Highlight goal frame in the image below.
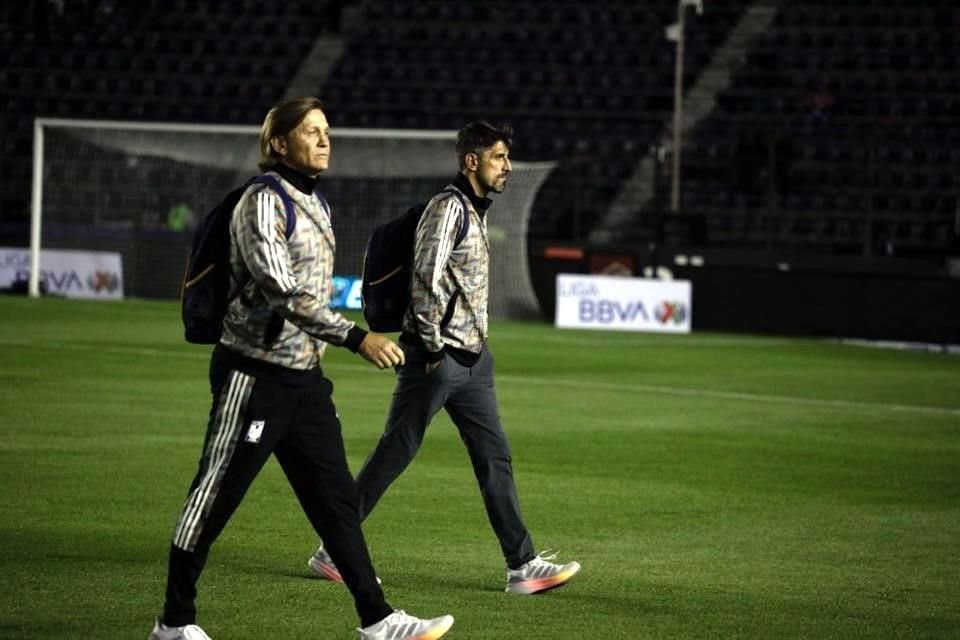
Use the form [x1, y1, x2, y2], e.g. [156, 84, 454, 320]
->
[30, 117, 552, 320]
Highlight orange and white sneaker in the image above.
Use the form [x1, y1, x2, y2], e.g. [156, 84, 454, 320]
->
[505, 550, 581, 595]
[307, 545, 343, 583]
[308, 544, 381, 585]
[357, 610, 454, 640]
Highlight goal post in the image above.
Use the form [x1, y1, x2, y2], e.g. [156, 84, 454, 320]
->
[30, 117, 554, 319]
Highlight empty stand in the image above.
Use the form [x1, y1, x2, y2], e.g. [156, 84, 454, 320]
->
[679, 0, 960, 258]
[0, 1, 328, 234]
[2, 0, 957, 262]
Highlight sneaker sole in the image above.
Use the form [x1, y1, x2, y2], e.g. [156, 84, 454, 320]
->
[409, 616, 454, 640]
[505, 562, 581, 595]
[307, 557, 343, 583]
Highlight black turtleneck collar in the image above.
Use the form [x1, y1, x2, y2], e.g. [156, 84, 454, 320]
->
[272, 162, 320, 196]
[453, 173, 492, 217]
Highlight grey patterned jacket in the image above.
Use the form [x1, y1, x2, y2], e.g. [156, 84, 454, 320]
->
[404, 178, 490, 356]
[220, 169, 361, 370]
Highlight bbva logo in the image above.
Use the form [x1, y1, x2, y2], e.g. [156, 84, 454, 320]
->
[655, 301, 687, 325]
[87, 270, 120, 293]
[579, 299, 649, 323]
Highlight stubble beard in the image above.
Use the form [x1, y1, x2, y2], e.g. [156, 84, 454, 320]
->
[489, 175, 508, 194]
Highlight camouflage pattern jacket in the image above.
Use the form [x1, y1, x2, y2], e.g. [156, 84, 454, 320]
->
[220, 167, 364, 370]
[404, 174, 491, 358]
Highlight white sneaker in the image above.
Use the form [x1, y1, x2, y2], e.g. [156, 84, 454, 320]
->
[307, 544, 344, 582]
[357, 610, 454, 640]
[148, 618, 212, 640]
[505, 550, 581, 594]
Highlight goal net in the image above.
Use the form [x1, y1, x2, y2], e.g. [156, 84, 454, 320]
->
[31, 118, 554, 319]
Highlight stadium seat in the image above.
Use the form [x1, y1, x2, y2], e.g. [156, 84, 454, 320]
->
[2, 0, 957, 261]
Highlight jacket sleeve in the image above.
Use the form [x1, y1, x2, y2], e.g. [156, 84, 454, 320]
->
[232, 186, 365, 349]
[409, 194, 464, 357]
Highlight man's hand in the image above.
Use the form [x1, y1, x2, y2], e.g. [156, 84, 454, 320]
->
[357, 333, 406, 369]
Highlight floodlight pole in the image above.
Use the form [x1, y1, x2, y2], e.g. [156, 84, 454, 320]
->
[669, 0, 702, 213]
[670, 1, 686, 213]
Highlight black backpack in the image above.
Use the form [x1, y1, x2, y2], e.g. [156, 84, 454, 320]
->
[361, 189, 469, 333]
[180, 175, 296, 344]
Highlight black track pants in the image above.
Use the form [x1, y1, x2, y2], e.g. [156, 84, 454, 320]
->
[161, 363, 391, 628]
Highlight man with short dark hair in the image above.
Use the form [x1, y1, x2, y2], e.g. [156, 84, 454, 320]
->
[148, 97, 454, 640]
[309, 121, 581, 596]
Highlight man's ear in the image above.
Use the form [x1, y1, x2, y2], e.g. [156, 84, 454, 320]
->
[270, 135, 287, 157]
[465, 152, 479, 171]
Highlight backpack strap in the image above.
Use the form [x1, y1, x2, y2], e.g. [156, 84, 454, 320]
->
[249, 174, 297, 239]
[245, 174, 299, 343]
[314, 189, 331, 219]
[435, 189, 473, 330]
[440, 188, 471, 247]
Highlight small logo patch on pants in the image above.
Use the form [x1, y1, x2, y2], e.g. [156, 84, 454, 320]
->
[245, 420, 265, 443]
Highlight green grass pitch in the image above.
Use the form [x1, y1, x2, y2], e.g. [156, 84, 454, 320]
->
[1, 296, 958, 639]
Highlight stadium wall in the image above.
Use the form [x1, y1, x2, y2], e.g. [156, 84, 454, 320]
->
[529, 242, 960, 345]
[40, 227, 187, 299]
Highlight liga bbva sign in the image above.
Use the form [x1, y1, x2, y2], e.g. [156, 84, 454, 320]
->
[555, 273, 691, 333]
[1, 247, 124, 300]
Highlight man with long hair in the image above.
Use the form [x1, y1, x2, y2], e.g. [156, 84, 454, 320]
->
[149, 97, 454, 640]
